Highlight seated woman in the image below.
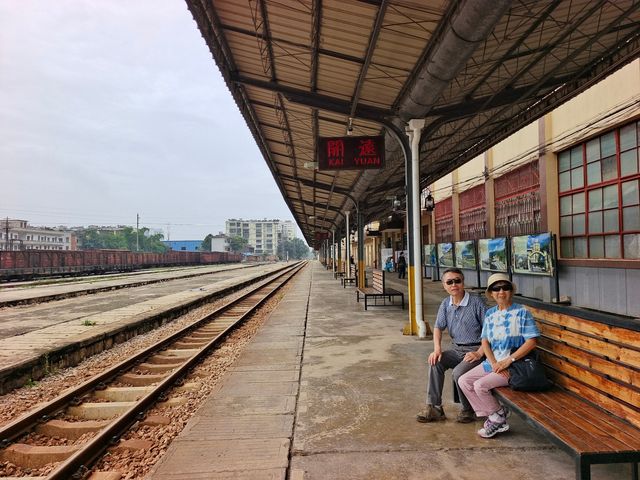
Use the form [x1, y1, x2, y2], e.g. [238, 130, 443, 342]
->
[458, 273, 540, 438]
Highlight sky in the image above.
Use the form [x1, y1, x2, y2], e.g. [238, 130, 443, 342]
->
[0, 1, 302, 241]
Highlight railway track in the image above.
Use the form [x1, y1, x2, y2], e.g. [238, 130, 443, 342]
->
[0, 261, 305, 479]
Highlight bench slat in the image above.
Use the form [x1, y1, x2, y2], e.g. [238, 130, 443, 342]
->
[530, 306, 640, 354]
[538, 322, 640, 369]
[548, 371, 640, 430]
[554, 392, 640, 452]
[542, 355, 640, 409]
[497, 389, 614, 454]
[498, 388, 640, 454]
[538, 336, 640, 388]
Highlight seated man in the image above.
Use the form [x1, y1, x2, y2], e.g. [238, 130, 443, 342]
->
[417, 268, 486, 423]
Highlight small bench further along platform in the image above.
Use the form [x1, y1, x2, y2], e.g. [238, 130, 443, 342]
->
[492, 302, 639, 480]
[356, 269, 404, 310]
[341, 264, 357, 287]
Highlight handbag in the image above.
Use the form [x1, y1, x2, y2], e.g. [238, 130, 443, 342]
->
[507, 350, 552, 391]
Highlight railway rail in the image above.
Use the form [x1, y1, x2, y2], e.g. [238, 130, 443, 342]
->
[0, 261, 305, 479]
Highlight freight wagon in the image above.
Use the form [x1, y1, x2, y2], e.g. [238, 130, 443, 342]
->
[0, 249, 243, 281]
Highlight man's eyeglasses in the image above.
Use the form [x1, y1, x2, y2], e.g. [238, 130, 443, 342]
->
[489, 284, 513, 292]
[445, 278, 462, 285]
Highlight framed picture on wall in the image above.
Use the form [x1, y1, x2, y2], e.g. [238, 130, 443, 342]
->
[478, 237, 508, 272]
[423, 244, 436, 266]
[454, 240, 477, 269]
[511, 232, 553, 276]
[437, 242, 454, 267]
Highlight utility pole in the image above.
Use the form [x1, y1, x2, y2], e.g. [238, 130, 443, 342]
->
[4, 217, 10, 251]
[136, 214, 140, 252]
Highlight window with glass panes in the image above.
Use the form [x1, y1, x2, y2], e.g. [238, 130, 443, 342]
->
[558, 120, 640, 259]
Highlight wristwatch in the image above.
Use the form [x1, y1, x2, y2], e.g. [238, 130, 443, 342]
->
[510, 357, 517, 363]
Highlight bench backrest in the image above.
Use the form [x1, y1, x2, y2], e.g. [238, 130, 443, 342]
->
[529, 306, 640, 429]
[372, 269, 385, 293]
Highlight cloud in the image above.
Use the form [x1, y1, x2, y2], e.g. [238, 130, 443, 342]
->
[0, 0, 302, 241]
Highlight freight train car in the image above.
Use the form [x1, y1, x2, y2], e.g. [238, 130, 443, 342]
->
[0, 249, 243, 281]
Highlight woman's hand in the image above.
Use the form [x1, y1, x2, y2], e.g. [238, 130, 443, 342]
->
[492, 357, 512, 377]
[463, 351, 482, 362]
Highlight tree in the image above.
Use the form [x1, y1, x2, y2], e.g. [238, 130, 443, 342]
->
[279, 238, 310, 260]
[77, 227, 167, 253]
[228, 235, 248, 253]
[200, 234, 214, 252]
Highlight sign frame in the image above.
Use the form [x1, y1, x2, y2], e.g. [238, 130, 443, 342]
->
[317, 135, 385, 171]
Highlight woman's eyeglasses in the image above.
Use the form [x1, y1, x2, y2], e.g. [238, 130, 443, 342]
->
[445, 278, 462, 285]
[489, 284, 513, 292]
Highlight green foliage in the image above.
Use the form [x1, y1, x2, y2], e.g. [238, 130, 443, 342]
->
[228, 235, 249, 253]
[82, 320, 97, 326]
[78, 227, 167, 253]
[201, 234, 214, 252]
[279, 238, 311, 260]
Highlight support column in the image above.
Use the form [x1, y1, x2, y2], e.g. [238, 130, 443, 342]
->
[345, 211, 351, 279]
[358, 209, 366, 288]
[484, 151, 496, 237]
[337, 231, 342, 274]
[403, 119, 430, 338]
[332, 229, 336, 275]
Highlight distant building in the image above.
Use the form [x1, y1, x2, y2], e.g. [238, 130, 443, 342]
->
[162, 240, 203, 252]
[225, 219, 295, 256]
[0, 219, 77, 251]
[210, 234, 229, 253]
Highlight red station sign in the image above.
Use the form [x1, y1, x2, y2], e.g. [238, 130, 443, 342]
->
[317, 135, 385, 171]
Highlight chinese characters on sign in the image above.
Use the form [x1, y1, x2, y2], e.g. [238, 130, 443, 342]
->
[318, 136, 385, 170]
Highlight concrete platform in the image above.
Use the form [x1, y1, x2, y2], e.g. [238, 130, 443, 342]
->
[0, 263, 287, 393]
[0, 264, 254, 307]
[149, 261, 627, 479]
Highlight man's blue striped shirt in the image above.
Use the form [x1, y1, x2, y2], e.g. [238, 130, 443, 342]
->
[434, 291, 486, 344]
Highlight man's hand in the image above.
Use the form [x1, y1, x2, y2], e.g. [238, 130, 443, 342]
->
[428, 349, 442, 365]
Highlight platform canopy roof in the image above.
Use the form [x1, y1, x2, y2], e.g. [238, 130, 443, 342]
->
[185, 0, 640, 246]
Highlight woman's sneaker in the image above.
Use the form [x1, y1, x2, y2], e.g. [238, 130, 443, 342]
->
[477, 418, 509, 438]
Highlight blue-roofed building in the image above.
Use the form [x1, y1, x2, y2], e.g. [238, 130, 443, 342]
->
[162, 240, 203, 252]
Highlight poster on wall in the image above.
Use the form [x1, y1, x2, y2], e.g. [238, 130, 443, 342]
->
[454, 240, 477, 269]
[423, 245, 436, 266]
[511, 232, 553, 276]
[381, 248, 394, 273]
[478, 237, 508, 272]
[437, 243, 454, 267]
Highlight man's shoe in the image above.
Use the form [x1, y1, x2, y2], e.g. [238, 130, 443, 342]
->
[456, 409, 476, 423]
[416, 405, 446, 423]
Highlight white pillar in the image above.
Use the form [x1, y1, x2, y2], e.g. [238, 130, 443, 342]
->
[407, 119, 427, 338]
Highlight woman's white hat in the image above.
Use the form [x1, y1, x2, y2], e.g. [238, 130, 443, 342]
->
[486, 273, 512, 291]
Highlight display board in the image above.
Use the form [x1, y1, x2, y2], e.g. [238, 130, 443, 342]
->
[454, 240, 477, 269]
[437, 243, 454, 267]
[423, 244, 436, 266]
[478, 237, 508, 272]
[381, 248, 394, 272]
[511, 232, 553, 275]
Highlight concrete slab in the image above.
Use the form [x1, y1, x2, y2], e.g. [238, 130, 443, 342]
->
[181, 414, 294, 440]
[148, 438, 289, 477]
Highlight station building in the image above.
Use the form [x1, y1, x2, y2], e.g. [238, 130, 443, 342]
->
[347, 59, 639, 318]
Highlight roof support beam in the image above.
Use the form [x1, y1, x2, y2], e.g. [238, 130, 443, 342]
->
[230, 73, 393, 121]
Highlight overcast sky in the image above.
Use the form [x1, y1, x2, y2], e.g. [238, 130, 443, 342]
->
[0, 1, 301, 241]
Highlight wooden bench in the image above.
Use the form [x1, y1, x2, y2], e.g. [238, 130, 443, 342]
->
[356, 269, 404, 310]
[341, 264, 357, 287]
[491, 303, 640, 480]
